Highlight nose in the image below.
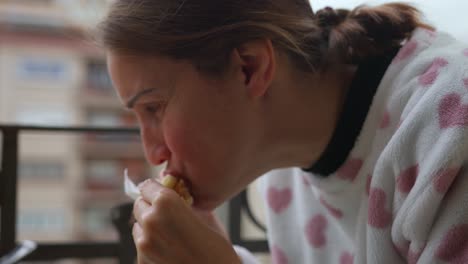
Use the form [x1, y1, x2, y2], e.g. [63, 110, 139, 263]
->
[140, 122, 170, 166]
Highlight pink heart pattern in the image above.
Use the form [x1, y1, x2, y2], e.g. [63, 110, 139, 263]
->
[368, 188, 392, 228]
[394, 242, 409, 260]
[418, 57, 448, 86]
[267, 187, 292, 214]
[439, 93, 468, 129]
[271, 245, 288, 264]
[464, 48, 468, 57]
[379, 111, 391, 129]
[340, 251, 354, 264]
[396, 164, 419, 194]
[337, 158, 363, 182]
[394, 40, 418, 62]
[305, 214, 328, 248]
[319, 197, 343, 219]
[433, 167, 460, 194]
[394, 242, 425, 264]
[408, 247, 424, 264]
[435, 224, 468, 263]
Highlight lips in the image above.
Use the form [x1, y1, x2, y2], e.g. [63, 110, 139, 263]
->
[161, 169, 185, 181]
[161, 169, 193, 193]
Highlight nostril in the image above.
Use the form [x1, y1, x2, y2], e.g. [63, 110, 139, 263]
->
[153, 145, 171, 166]
[157, 157, 167, 165]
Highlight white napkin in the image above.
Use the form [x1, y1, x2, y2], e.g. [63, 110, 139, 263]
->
[124, 169, 141, 200]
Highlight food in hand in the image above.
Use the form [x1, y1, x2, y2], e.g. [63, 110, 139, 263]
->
[161, 175, 194, 205]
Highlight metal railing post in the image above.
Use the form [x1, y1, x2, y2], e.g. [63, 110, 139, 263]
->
[228, 190, 269, 252]
[0, 123, 270, 262]
[0, 127, 19, 256]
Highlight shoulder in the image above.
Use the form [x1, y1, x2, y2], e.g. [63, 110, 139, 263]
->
[385, 28, 467, 86]
[372, 28, 468, 181]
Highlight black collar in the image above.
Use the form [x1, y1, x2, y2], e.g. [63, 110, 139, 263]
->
[303, 49, 399, 176]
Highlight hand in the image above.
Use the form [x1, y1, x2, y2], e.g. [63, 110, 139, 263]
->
[133, 179, 241, 264]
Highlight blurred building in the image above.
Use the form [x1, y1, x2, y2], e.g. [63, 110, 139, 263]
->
[0, 1, 273, 263]
[0, 0, 151, 252]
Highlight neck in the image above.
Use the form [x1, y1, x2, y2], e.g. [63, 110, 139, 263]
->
[258, 65, 355, 171]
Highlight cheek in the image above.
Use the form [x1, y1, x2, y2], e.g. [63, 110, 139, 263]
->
[165, 124, 202, 164]
[163, 108, 236, 190]
[165, 112, 220, 168]
[162, 82, 253, 206]
[164, 90, 228, 168]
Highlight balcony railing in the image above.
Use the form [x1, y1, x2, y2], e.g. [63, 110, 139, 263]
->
[0, 124, 268, 263]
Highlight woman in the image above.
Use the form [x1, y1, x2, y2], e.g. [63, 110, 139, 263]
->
[98, 0, 468, 263]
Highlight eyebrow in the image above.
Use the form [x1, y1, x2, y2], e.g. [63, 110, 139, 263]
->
[126, 88, 158, 109]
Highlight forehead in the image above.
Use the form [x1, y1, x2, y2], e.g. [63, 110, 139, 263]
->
[107, 52, 182, 100]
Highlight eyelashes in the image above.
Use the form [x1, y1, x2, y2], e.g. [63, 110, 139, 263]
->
[144, 104, 160, 114]
[140, 102, 166, 117]
[132, 101, 167, 124]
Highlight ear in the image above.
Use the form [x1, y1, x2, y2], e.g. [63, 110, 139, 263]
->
[232, 39, 276, 98]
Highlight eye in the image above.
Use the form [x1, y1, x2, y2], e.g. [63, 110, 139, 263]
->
[144, 104, 160, 114]
[133, 102, 166, 120]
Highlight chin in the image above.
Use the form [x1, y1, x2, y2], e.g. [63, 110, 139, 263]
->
[192, 197, 223, 212]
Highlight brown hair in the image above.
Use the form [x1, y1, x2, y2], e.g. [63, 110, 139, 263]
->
[98, 0, 432, 74]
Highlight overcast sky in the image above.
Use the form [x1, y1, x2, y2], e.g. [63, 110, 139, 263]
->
[310, 0, 468, 42]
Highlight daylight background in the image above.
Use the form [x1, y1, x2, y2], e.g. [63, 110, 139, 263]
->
[0, 0, 466, 263]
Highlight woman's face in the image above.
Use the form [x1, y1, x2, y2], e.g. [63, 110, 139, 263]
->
[108, 52, 262, 210]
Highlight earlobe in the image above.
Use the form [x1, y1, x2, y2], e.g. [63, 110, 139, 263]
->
[235, 40, 276, 99]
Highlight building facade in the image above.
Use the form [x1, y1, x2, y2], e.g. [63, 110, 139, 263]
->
[0, 1, 151, 258]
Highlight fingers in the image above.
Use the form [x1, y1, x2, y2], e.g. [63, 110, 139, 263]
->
[133, 223, 152, 264]
[133, 196, 151, 225]
[134, 179, 185, 236]
[139, 178, 178, 205]
[139, 179, 163, 204]
[133, 195, 172, 232]
[132, 221, 143, 241]
[132, 179, 188, 264]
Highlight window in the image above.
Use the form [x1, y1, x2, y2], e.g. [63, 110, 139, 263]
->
[86, 160, 120, 188]
[86, 111, 140, 141]
[80, 204, 119, 241]
[16, 107, 73, 126]
[19, 161, 65, 180]
[86, 61, 113, 93]
[17, 58, 69, 81]
[18, 209, 66, 232]
[87, 111, 121, 127]
[83, 206, 111, 233]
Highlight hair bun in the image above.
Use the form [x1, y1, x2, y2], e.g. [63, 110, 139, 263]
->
[315, 7, 349, 28]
